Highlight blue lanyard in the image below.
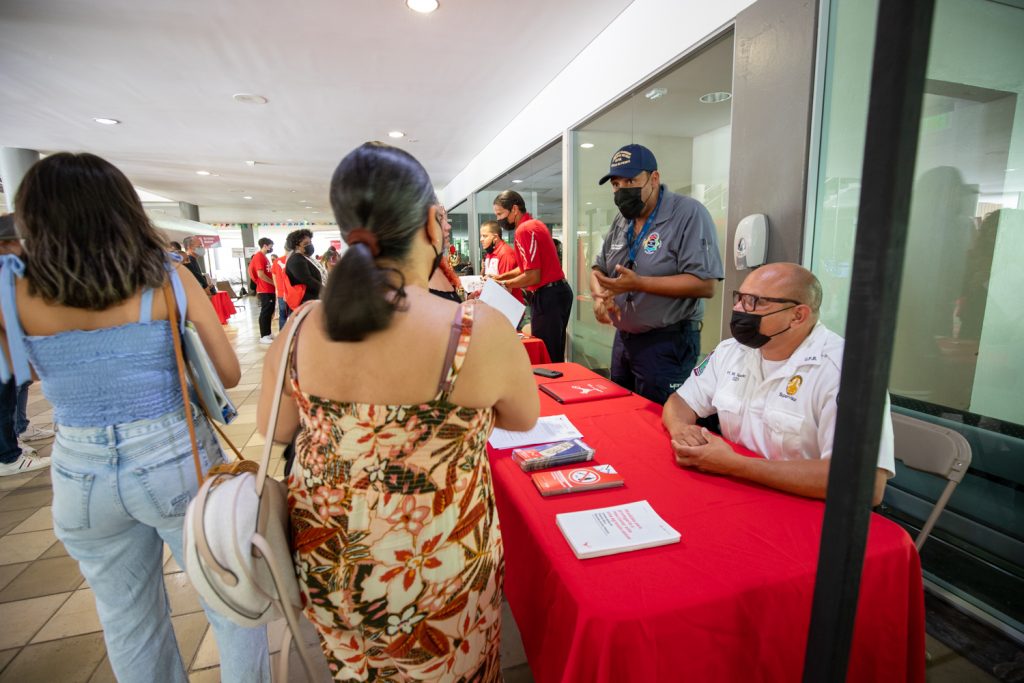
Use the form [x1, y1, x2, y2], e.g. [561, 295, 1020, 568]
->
[625, 186, 664, 266]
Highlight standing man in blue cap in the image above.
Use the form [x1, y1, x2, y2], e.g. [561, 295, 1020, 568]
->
[591, 144, 724, 404]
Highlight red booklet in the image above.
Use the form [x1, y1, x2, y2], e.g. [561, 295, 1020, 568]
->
[531, 464, 625, 496]
[539, 378, 631, 404]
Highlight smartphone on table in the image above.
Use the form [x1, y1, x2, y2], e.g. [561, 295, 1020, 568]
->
[533, 368, 563, 378]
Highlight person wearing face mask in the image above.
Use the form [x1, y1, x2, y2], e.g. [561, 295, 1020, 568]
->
[248, 237, 276, 343]
[183, 236, 216, 295]
[491, 190, 572, 361]
[258, 142, 538, 680]
[662, 262, 895, 505]
[479, 220, 523, 304]
[591, 144, 724, 405]
[284, 228, 324, 304]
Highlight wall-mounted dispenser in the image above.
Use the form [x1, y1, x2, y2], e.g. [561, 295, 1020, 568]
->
[734, 214, 768, 270]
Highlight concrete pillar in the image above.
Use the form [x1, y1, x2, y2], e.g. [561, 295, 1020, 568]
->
[179, 202, 200, 221]
[0, 148, 42, 211]
[239, 224, 256, 294]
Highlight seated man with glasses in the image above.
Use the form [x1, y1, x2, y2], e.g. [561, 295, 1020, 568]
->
[662, 262, 895, 505]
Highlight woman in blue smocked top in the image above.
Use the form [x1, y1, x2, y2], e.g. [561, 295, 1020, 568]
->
[0, 153, 270, 683]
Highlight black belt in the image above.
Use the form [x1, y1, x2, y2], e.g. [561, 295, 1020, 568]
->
[535, 279, 568, 292]
[619, 319, 702, 339]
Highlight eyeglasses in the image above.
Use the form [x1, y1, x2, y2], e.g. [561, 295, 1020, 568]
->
[732, 290, 802, 312]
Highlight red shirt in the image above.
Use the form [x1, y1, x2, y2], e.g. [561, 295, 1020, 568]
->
[249, 251, 275, 294]
[512, 214, 564, 292]
[483, 240, 525, 303]
[271, 254, 289, 295]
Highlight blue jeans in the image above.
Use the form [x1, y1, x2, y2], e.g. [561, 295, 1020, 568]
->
[0, 380, 31, 464]
[51, 409, 270, 683]
[277, 297, 291, 331]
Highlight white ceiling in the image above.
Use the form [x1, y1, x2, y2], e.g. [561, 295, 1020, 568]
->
[0, 0, 634, 224]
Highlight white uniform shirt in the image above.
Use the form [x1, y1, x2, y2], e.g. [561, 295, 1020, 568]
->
[677, 322, 895, 475]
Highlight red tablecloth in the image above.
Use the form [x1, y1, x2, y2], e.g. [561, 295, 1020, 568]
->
[520, 335, 552, 364]
[210, 291, 236, 325]
[488, 363, 925, 683]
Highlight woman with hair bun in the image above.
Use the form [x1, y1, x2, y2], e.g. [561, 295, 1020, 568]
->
[257, 141, 538, 681]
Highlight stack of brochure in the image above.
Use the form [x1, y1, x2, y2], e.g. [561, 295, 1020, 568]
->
[556, 500, 681, 559]
[512, 439, 595, 472]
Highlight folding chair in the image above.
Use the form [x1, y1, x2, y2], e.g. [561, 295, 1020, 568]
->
[890, 412, 972, 550]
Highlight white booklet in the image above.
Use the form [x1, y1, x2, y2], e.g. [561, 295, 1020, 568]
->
[479, 278, 526, 328]
[459, 275, 484, 296]
[556, 500, 681, 560]
[488, 414, 583, 450]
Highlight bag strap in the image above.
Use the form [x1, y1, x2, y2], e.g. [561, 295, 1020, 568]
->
[163, 282, 205, 486]
[256, 301, 318, 497]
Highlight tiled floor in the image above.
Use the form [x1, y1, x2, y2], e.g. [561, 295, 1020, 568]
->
[0, 300, 1002, 682]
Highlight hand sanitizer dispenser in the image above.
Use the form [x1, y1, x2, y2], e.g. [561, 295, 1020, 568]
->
[734, 214, 768, 270]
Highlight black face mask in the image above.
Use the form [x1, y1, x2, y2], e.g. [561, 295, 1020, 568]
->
[729, 306, 796, 349]
[484, 242, 496, 255]
[614, 176, 653, 220]
[496, 208, 516, 232]
[303, 244, 315, 257]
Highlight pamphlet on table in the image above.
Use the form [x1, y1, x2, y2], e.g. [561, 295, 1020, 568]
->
[532, 464, 624, 496]
[512, 439, 595, 471]
[539, 378, 632, 404]
[488, 414, 583, 450]
[555, 500, 681, 559]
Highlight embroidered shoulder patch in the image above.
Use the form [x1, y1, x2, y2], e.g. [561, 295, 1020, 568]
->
[693, 351, 713, 376]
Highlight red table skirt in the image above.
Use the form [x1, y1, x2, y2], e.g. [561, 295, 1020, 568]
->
[489, 362, 925, 683]
[521, 335, 551, 364]
[210, 291, 236, 324]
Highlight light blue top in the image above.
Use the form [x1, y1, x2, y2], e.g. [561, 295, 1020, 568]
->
[0, 255, 190, 427]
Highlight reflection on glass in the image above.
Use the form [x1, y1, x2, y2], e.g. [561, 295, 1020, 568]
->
[810, 0, 1024, 629]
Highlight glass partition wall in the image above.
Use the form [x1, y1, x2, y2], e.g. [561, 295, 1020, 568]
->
[568, 33, 734, 373]
[811, 0, 1024, 634]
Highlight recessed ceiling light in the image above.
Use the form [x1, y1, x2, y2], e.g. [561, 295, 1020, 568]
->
[388, 130, 406, 139]
[312, 211, 320, 214]
[580, 142, 595, 149]
[644, 87, 669, 100]
[232, 93, 268, 105]
[1007, 168, 1017, 172]
[406, 0, 439, 13]
[699, 91, 732, 104]
[289, 189, 297, 193]
[195, 170, 211, 176]
[93, 117, 120, 125]
[244, 160, 257, 166]
[586, 201, 593, 205]
[511, 179, 523, 184]
[243, 196, 253, 200]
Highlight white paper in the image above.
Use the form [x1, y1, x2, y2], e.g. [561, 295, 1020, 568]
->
[479, 279, 526, 328]
[488, 414, 583, 450]
[556, 500, 681, 560]
[459, 275, 484, 296]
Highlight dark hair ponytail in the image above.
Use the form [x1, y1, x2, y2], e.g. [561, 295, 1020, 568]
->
[323, 142, 437, 341]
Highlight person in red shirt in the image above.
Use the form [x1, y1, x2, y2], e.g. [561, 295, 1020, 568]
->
[248, 237, 276, 343]
[480, 220, 524, 305]
[492, 190, 573, 362]
[270, 249, 291, 330]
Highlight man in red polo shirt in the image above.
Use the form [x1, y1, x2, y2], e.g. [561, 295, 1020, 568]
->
[248, 237, 276, 344]
[480, 220, 524, 305]
[492, 190, 573, 362]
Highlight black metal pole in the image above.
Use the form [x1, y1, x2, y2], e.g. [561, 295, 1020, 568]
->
[802, 1, 935, 681]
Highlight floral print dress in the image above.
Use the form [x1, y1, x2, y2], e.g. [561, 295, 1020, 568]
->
[287, 303, 504, 682]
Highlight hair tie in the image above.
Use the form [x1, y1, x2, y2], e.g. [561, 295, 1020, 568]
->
[346, 228, 380, 257]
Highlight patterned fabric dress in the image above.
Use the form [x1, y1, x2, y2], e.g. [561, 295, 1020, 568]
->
[287, 303, 504, 682]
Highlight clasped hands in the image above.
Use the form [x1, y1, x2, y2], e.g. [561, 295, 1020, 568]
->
[671, 426, 743, 475]
[592, 264, 642, 324]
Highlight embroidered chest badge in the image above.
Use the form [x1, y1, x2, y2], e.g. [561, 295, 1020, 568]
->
[786, 375, 803, 396]
[643, 232, 662, 254]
